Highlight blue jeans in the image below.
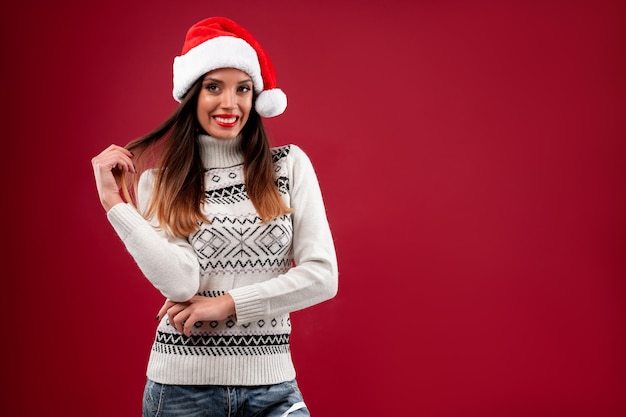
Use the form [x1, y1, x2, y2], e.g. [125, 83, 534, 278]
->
[142, 379, 309, 417]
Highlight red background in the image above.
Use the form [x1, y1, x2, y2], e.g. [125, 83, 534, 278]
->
[2, 0, 625, 416]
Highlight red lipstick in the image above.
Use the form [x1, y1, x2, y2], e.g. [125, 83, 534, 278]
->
[213, 114, 239, 128]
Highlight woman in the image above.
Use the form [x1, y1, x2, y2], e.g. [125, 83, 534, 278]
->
[91, 16, 338, 416]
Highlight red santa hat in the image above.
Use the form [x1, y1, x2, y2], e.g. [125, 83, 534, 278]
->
[172, 16, 287, 118]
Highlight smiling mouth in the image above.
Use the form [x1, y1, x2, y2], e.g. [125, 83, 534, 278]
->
[213, 115, 239, 127]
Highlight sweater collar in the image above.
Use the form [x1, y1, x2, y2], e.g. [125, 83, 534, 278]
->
[198, 134, 243, 169]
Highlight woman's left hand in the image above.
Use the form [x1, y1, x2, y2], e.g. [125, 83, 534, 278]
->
[157, 295, 236, 337]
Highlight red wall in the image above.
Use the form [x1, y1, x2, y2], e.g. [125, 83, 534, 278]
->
[3, 1, 625, 415]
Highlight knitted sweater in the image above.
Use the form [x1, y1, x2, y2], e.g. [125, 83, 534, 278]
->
[107, 134, 338, 386]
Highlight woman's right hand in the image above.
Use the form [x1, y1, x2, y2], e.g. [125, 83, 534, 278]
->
[91, 144, 136, 212]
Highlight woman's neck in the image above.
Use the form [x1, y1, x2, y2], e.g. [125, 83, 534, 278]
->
[198, 134, 243, 168]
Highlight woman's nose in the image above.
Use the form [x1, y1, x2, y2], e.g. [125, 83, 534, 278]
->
[221, 90, 237, 109]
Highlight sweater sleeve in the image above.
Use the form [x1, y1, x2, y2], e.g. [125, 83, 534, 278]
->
[228, 145, 339, 323]
[106, 170, 200, 302]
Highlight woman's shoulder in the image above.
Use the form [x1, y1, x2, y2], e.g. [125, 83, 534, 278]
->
[271, 144, 317, 179]
[138, 168, 159, 185]
[271, 143, 308, 162]
[137, 168, 162, 198]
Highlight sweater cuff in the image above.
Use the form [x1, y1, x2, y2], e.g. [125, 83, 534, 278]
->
[106, 203, 147, 241]
[228, 286, 264, 324]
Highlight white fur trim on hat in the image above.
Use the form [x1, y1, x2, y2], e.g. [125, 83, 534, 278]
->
[255, 88, 287, 118]
[172, 36, 263, 102]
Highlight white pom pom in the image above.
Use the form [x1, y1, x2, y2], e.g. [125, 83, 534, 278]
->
[255, 88, 287, 118]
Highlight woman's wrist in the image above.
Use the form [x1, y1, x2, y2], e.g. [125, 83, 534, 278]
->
[101, 192, 124, 212]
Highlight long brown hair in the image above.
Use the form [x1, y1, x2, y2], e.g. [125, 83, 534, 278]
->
[121, 77, 291, 237]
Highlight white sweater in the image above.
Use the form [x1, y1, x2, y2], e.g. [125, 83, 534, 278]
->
[107, 134, 338, 386]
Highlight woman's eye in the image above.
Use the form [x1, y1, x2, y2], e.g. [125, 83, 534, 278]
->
[239, 85, 251, 93]
[205, 84, 219, 92]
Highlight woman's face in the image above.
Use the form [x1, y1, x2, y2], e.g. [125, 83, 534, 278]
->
[196, 68, 254, 140]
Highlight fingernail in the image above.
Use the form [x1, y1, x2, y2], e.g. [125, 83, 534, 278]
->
[156, 315, 160, 321]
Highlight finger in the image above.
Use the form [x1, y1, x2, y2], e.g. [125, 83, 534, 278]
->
[167, 304, 189, 333]
[104, 144, 134, 158]
[156, 300, 175, 321]
[92, 146, 136, 174]
[166, 303, 185, 323]
[111, 158, 136, 174]
[115, 155, 137, 174]
[182, 311, 202, 337]
[172, 310, 191, 335]
[183, 322, 203, 337]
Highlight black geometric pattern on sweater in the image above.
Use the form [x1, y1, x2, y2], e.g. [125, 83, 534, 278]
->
[197, 290, 226, 298]
[271, 145, 290, 193]
[202, 215, 260, 226]
[240, 316, 291, 329]
[205, 184, 248, 204]
[276, 176, 289, 194]
[190, 214, 293, 272]
[153, 343, 291, 356]
[199, 258, 292, 271]
[271, 145, 291, 163]
[154, 332, 291, 356]
[203, 145, 291, 204]
[155, 332, 289, 347]
[205, 176, 289, 203]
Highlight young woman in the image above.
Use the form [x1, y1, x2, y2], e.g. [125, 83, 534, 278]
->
[91, 17, 338, 416]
